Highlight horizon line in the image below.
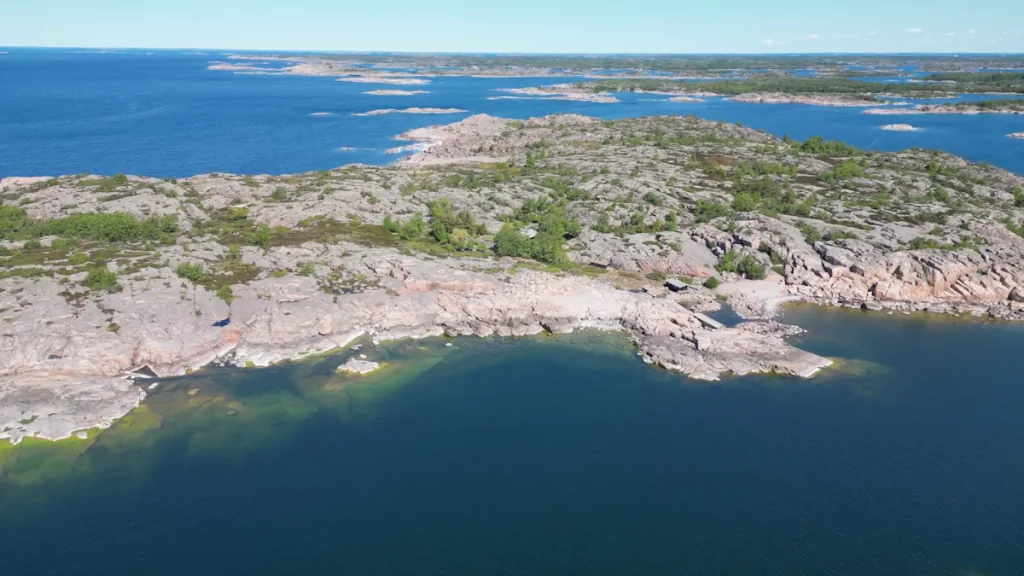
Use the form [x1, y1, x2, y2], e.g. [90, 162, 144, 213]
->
[3, 45, 1024, 57]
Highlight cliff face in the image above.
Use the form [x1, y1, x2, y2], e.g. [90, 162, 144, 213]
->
[3, 113, 1024, 442]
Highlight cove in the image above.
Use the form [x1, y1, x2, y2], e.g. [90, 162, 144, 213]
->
[0, 309, 1022, 575]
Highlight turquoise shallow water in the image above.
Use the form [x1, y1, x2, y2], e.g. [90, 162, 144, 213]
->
[1, 309, 1021, 575]
[2, 48, 1023, 178]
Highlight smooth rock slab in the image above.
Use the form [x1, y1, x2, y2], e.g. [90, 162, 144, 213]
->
[337, 359, 381, 375]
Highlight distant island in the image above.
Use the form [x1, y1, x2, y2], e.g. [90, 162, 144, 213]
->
[865, 98, 1024, 115]
[881, 124, 920, 131]
[3, 114, 1024, 444]
[208, 54, 1024, 90]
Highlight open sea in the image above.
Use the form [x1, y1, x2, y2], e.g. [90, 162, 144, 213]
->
[1, 48, 1023, 178]
[1, 49, 1024, 575]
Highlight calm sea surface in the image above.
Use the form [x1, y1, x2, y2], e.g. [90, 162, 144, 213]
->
[2, 48, 1023, 178]
[0, 309, 1022, 575]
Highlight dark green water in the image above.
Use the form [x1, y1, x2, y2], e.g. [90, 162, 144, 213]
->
[1, 309, 1022, 575]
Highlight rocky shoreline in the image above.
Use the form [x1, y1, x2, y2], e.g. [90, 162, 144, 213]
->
[3, 113, 1024, 444]
[881, 124, 920, 132]
[493, 85, 620, 103]
[364, 90, 430, 96]
[352, 108, 467, 117]
[865, 103, 1024, 115]
[724, 92, 881, 107]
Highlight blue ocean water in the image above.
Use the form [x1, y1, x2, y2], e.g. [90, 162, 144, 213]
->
[2, 48, 1023, 178]
[1, 309, 1022, 575]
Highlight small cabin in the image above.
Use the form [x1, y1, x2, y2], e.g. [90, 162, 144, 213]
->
[665, 278, 690, 292]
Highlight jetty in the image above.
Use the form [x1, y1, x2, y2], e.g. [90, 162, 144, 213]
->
[692, 312, 725, 330]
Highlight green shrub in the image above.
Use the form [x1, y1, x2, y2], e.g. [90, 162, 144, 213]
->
[50, 237, 78, 250]
[736, 256, 767, 280]
[796, 222, 821, 244]
[823, 229, 858, 242]
[643, 192, 664, 206]
[0, 207, 179, 243]
[83, 269, 120, 292]
[427, 197, 487, 246]
[820, 160, 865, 183]
[249, 225, 271, 250]
[694, 199, 731, 223]
[216, 285, 234, 304]
[798, 136, 862, 158]
[529, 233, 566, 264]
[397, 213, 425, 240]
[715, 252, 766, 280]
[493, 224, 533, 258]
[731, 193, 759, 212]
[176, 263, 205, 282]
[702, 277, 720, 289]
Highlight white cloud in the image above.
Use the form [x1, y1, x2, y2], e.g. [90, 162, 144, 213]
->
[903, 28, 924, 34]
[808, 34, 819, 40]
[945, 32, 956, 37]
[866, 31, 879, 37]
[763, 38, 773, 45]
[831, 33, 859, 39]
[969, 29, 976, 34]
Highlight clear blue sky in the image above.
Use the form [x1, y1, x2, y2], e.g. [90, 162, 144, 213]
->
[3, 0, 1023, 53]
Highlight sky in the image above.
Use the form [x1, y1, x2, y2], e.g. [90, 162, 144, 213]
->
[2, 0, 1023, 53]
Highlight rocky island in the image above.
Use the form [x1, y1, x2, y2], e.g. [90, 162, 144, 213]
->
[492, 85, 620, 103]
[881, 124, 920, 132]
[865, 98, 1024, 115]
[352, 108, 466, 117]
[3, 114, 1024, 444]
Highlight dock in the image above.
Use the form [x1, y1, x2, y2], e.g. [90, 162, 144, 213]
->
[692, 312, 725, 330]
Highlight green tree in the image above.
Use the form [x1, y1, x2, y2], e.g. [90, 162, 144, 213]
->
[493, 224, 531, 257]
[529, 233, 566, 264]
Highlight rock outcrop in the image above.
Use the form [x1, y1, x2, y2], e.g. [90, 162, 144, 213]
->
[5, 112, 1024, 443]
[0, 248, 830, 443]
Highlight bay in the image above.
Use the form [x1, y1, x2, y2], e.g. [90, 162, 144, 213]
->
[1, 310, 1021, 575]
